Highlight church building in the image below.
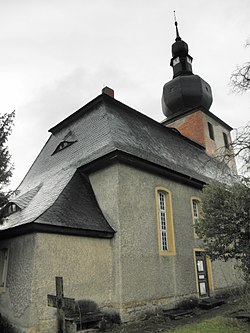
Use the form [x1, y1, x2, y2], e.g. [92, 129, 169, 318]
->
[0, 21, 241, 333]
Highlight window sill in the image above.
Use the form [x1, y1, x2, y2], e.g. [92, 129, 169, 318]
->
[0, 286, 7, 293]
[159, 250, 176, 256]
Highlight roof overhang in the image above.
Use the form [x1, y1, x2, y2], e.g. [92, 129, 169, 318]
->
[0, 222, 115, 241]
[80, 150, 205, 189]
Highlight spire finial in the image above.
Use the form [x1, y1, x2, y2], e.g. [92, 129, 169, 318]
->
[173, 11, 181, 41]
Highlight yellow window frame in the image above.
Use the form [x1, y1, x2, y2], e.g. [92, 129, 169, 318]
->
[155, 187, 176, 256]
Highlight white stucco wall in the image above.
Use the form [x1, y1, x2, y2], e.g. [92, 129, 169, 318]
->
[30, 234, 113, 332]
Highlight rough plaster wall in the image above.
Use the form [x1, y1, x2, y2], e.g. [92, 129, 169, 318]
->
[90, 162, 243, 315]
[0, 234, 36, 330]
[30, 233, 113, 333]
[0, 163, 243, 331]
[211, 259, 243, 291]
[89, 165, 122, 308]
[116, 164, 199, 305]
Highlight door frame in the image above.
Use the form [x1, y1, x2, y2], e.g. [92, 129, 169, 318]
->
[193, 248, 214, 297]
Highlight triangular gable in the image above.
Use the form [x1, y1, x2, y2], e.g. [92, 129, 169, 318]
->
[52, 140, 77, 155]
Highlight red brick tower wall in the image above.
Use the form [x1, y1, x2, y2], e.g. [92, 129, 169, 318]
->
[165, 111, 207, 148]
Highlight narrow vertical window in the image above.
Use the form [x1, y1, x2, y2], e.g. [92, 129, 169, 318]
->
[192, 200, 199, 225]
[156, 188, 175, 256]
[0, 248, 9, 291]
[223, 132, 229, 149]
[191, 198, 201, 239]
[207, 122, 215, 140]
[158, 192, 168, 251]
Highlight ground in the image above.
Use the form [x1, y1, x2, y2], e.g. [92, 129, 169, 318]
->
[105, 295, 250, 333]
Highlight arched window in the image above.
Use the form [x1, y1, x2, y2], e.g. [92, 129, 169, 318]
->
[156, 187, 176, 256]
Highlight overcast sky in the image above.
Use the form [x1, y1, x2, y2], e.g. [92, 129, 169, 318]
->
[1, 0, 249, 190]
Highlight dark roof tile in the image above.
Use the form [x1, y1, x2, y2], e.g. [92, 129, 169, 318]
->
[37, 171, 114, 235]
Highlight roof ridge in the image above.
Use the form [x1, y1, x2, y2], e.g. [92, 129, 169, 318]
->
[49, 94, 104, 134]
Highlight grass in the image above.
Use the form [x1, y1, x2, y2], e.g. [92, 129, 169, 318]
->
[165, 316, 250, 333]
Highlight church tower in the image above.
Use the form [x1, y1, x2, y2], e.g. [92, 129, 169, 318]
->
[162, 19, 235, 170]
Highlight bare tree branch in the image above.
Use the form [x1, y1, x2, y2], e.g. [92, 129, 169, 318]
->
[214, 123, 250, 176]
[230, 42, 250, 94]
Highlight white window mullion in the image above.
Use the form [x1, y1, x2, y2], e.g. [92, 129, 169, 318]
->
[158, 192, 168, 251]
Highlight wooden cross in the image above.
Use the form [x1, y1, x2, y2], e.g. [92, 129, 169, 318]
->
[47, 277, 75, 333]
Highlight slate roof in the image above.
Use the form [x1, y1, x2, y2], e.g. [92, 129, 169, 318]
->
[38, 171, 114, 234]
[12, 184, 42, 209]
[0, 92, 235, 238]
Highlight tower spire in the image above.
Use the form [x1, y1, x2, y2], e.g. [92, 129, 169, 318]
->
[174, 11, 181, 41]
[161, 19, 213, 118]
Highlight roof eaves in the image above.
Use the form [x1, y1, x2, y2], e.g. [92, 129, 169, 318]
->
[79, 150, 206, 189]
[0, 222, 115, 240]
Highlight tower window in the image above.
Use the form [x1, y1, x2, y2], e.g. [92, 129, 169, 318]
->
[173, 57, 180, 66]
[223, 133, 229, 149]
[207, 122, 215, 140]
